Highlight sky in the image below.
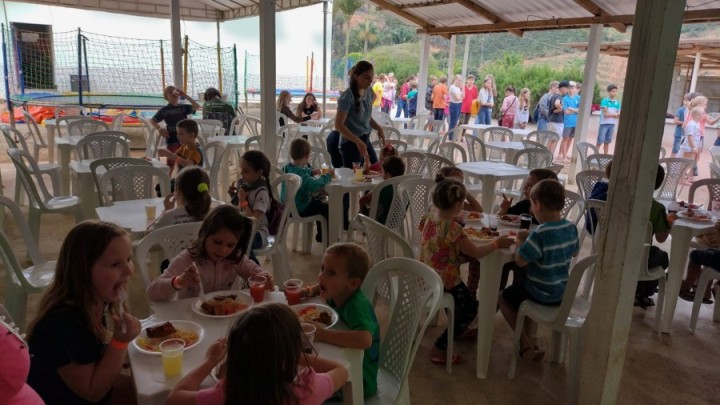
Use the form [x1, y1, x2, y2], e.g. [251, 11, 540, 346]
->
[0, 1, 330, 76]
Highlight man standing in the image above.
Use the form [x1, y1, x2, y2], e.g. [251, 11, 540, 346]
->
[559, 81, 580, 163]
[597, 84, 621, 154]
[536, 81, 558, 131]
[547, 80, 568, 159]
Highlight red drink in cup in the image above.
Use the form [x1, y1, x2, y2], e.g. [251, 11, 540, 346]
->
[249, 275, 267, 303]
[284, 279, 303, 305]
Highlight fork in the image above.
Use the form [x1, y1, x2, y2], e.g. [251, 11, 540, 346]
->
[116, 287, 127, 334]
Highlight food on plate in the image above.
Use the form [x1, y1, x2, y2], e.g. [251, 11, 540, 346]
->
[465, 227, 498, 240]
[499, 215, 520, 223]
[200, 295, 249, 316]
[684, 208, 711, 221]
[136, 322, 200, 352]
[296, 305, 333, 326]
[467, 211, 482, 220]
[677, 201, 700, 209]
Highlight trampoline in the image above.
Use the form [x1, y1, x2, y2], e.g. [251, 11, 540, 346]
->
[9, 92, 168, 109]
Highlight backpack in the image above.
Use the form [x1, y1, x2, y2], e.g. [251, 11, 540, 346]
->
[230, 184, 284, 236]
[425, 85, 434, 110]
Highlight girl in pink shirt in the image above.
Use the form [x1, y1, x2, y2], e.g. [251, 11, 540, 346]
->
[167, 303, 348, 405]
[146, 205, 274, 301]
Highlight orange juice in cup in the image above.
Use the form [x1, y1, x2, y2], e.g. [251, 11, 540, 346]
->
[249, 275, 267, 303]
[284, 279, 303, 305]
[159, 338, 185, 377]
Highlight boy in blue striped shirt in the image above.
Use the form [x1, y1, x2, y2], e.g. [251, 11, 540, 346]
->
[498, 179, 579, 361]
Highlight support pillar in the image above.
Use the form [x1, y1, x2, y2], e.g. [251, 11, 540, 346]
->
[170, 0, 182, 88]
[322, 0, 328, 117]
[417, 34, 430, 114]
[447, 35, 456, 79]
[577, 1, 685, 404]
[569, 24, 602, 184]
[259, 0, 277, 161]
[689, 52, 702, 93]
[461, 35, 471, 78]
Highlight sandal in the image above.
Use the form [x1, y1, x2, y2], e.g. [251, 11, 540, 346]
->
[430, 353, 462, 365]
[679, 290, 695, 302]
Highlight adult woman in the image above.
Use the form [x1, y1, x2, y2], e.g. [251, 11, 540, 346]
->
[276, 90, 303, 127]
[516, 88, 531, 129]
[475, 76, 494, 125]
[296, 92, 322, 122]
[447, 74, 464, 139]
[500, 85, 518, 129]
[202, 87, 236, 134]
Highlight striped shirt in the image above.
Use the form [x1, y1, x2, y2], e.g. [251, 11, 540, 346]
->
[518, 219, 579, 303]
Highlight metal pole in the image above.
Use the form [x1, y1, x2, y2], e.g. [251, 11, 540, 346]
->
[244, 49, 248, 108]
[183, 34, 189, 93]
[77, 28, 83, 105]
[233, 44, 238, 109]
[310, 52, 314, 93]
[170, 0, 182, 88]
[216, 20, 222, 93]
[322, 0, 328, 117]
[11, 25, 23, 96]
[2, 24, 14, 127]
[82, 35, 89, 93]
[160, 40, 166, 90]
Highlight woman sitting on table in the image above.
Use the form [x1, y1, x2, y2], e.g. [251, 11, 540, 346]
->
[277, 90, 304, 127]
[297, 92, 322, 122]
[151, 86, 201, 155]
[202, 87, 236, 134]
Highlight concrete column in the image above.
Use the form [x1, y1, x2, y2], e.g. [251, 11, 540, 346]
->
[577, 0, 686, 404]
[322, 0, 328, 117]
[690, 51, 702, 93]
[417, 34, 431, 114]
[461, 35, 471, 78]
[569, 24, 602, 183]
[170, 0, 182, 88]
[259, 0, 277, 160]
[447, 35, 456, 79]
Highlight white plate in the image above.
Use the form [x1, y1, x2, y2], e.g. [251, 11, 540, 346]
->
[498, 214, 521, 227]
[191, 290, 253, 319]
[463, 211, 484, 223]
[133, 320, 204, 355]
[667, 201, 703, 212]
[291, 303, 339, 329]
[677, 210, 713, 223]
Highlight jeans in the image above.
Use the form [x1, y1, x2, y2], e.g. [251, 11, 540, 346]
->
[475, 106, 492, 125]
[537, 116, 548, 131]
[395, 99, 408, 118]
[433, 108, 445, 121]
[326, 130, 343, 168]
[447, 102, 462, 140]
[597, 124, 615, 145]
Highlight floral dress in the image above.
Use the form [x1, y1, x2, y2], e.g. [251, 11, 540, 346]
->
[418, 213, 467, 290]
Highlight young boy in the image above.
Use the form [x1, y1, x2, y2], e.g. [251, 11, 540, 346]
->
[359, 155, 405, 225]
[151, 86, 201, 154]
[407, 81, 418, 118]
[598, 84, 621, 154]
[498, 168, 559, 224]
[158, 119, 203, 175]
[304, 243, 380, 399]
[282, 138, 334, 242]
[432, 76, 448, 121]
[559, 81, 580, 163]
[498, 179, 579, 360]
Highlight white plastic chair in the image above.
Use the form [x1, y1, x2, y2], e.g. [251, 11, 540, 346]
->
[228, 114, 247, 136]
[575, 170, 609, 202]
[139, 116, 162, 158]
[586, 153, 613, 171]
[195, 119, 224, 142]
[528, 130, 561, 155]
[508, 255, 598, 403]
[55, 115, 90, 138]
[424, 153, 454, 178]
[244, 135, 262, 151]
[689, 267, 720, 333]
[7, 148, 82, 244]
[309, 146, 332, 168]
[75, 133, 130, 160]
[1, 126, 60, 204]
[521, 139, 550, 152]
[135, 222, 202, 289]
[110, 112, 125, 131]
[688, 178, 720, 208]
[0, 196, 56, 329]
[100, 165, 171, 204]
[90, 157, 152, 206]
[399, 151, 426, 175]
[21, 110, 50, 162]
[362, 257, 443, 404]
[560, 189, 583, 225]
[465, 134, 487, 162]
[656, 158, 694, 203]
[437, 142, 467, 163]
[483, 127, 513, 161]
[710, 163, 720, 179]
[578, 199, 605, 299]
[372, 139, 407, 155]
[66, 119, 109, 137]
[254, 173, 301, 285]
[244, 115, 262, 137]
[638, 222, 667, 332]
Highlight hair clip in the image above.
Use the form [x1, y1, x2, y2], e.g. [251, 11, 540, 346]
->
[197, 182, 209, 193]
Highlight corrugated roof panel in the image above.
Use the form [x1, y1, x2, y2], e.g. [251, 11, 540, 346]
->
[478, 0, 594, 22]
[407, 3, 491, 27]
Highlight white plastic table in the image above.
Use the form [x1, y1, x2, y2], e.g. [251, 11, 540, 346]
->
[206, 136, 248, 202]
[390, 116, 412, 129]
[325, 173, 382, 244]
[298, 125, 323, 135]
[484, 141, 526, 164]
[206, 135, 248, 147]
[659, 217, 716, 333]
[44, 119, 60, 164]
[457, 162, 530, 213]
[95, 197, 163, 239]
[459, 124, 532, 142]
[129, 293, 364, 405]
[305, 117, 332, 127]
[55, 136, 84, 195]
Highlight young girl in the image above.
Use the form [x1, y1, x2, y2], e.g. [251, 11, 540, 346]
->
[228, 150, 273, 251]
[27, 221, 141, 404]
[436, 167, 483, 213]
[146, 205, 274, 301]
[365, 143, 397, 174]
[500, 85, 518, 128]
[682, 107, 705, 184]
[277, 90, 303, 126]
[516, 88, 531, 129]
[149, 166, 211, 231]
[419, 179, 513, 364]
[167, 303, 348, 405]
[297, 92, 322, 122]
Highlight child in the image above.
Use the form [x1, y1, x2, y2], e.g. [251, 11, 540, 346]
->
[297, 92, 322, 122]
[302, 243, 381, 398]
[436, 167, 483, 213]
[498, 168, 559, 223]
[228, 150, 273, 252]
[420, 179, 513, 364]
[27, 221, 141, 404]
[151, 85, 201, 156]
[407, 80, 418, 118]
[682, 107, 705, 184]
[598, 84, 621, 154]
[559, 81, 580, 163]
[146, 205, 274, 301]
[359, 155, 405, 225]
[671, 93, 691, 158]
[679, 220, 720, 304]
[149, 166, 211, 231]
[282, 138, 334, 243]
[1, 318, 43, 404]
[277, 90, 303, 126]
[498, 180, 579, 360]
[167, 303, 348, 405]
[365, 143, 397, 174]
[432, 76, 448, 121]
[158, 119, 203, 177]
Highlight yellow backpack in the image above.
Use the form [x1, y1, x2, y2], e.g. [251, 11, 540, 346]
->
[471, 99, 480, 115]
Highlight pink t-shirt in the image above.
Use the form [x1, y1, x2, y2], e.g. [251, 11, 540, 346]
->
[195, 368, 334, 405]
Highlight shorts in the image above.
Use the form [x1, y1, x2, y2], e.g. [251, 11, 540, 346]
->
[597, 124, 615, 144]
[690, 248, 720, 271]
[547, 122, 564, 138]
[562, 126, 576, 139]
[501, 284, 561, 310]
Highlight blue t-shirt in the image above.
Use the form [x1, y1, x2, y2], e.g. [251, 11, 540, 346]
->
[152, 103, 195, 145]
[337, 88, 374, 145]
[674, 106, 686, 139]
[518, 219, 579, 303]
[562, 94, 580, 128]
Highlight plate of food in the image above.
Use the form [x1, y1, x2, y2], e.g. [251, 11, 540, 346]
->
[351, 176, 374, 183]
[191, 290, 253, 319]
[464, 211, 484, 223]
[291, 303, 338, 329]
[464, 227, 497, 244]
[498, 214, 521, 227]
[133, 320, 204, 355]
[668, 201, 702, 212]
[677, 208, 713, 222]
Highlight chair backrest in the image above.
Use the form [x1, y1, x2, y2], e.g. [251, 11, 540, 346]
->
[688, 178, 720, 208]
[8, 148, 54, 205]
[399, 151, 426, 175]
[483, 126, 513, 142]
[1, 125, 29, 153]
[411, 111, 431, 130]
[54, 105, 88, 121]
[204, 142, 227, 200]
[372, 139, 407, 155]
[513, 148, 553, 169]
[195, 119, 224, 140]
[309, 146, 332, 168]
[425, 119, 445, 133]
[228, 114, 247, 136]
[100, 165, 171, 203]
[656, 157, 694, 202]
[586, 199, 607, 252]
[659, 146, 667, 160]
[55, 115, 89, 137]
[90, 157, 152, 206]
[382, 126, 402, 141]
[521, 139, 548, 151]
[710, 145, 720, 167]
[459, 135, 483, 163]
[0, 195, 48, 267]
[398, 177, 434, 254]
[586, 153, 613, 171]
[711, 162, 720, 180]
[110, 113, 125, 131]
[272, 173, 302, 243]
[244, 115, 262, 137]
[561, 189, 583, 224]
[22, 110, 48, 149]
[67, 118, 109, 137]
[245, 135, 262, 151]
[549, 255, 597, 327]
[361, 257, 443, 394]
[424, 153, 454, 178]
[425, 137, 442, 155]
[135, 222, 201, 288]
[437, 142, 468, 163]
[529, 130, 561, 150]
[575, 141, 598, 171]
[76, 133, 130, 160]
[575, 170, 609, 201]
[638, 222, 661, 278]
[372, 110, 393, 127]
[139, 116, 161, 158]
[368, 175, 420, 232]
[203, 112, 234, 135]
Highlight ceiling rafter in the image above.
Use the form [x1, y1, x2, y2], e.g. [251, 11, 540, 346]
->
[573, 0, 627, 33]
[367, 0, 445, 37]
[451, 0, 523, 37]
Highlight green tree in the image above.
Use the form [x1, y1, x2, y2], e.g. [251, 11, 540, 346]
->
[357, 20, 378, 54]
[365, 43, 441, 81]
[334, 0, 364, 89]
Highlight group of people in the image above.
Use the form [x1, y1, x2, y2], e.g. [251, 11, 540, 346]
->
[671, 91, 719, 184]
[371, 72, 419, 119]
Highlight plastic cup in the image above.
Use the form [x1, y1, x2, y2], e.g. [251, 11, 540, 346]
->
[159, 156, 168, 165]
[159, 338, 185, 377]
[520, 214, 533, 230]
[301, 322, 316, 353]
[249, 275, 267, 303]
[488, 215, 498, 232]
[353, 162, 363, 180]
[284, 279, 303, 305]
[145, 203, 157, 220]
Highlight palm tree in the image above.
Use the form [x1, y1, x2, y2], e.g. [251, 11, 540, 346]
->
[357, 19, 377, 54]
[334, 0, 364, 88]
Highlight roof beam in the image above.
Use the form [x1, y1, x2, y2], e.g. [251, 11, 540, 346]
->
[451, 0, 523, 37]
[419, 9, 720, 35]
[366, 0, 435, 30]
[573, 0, 627, 33]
